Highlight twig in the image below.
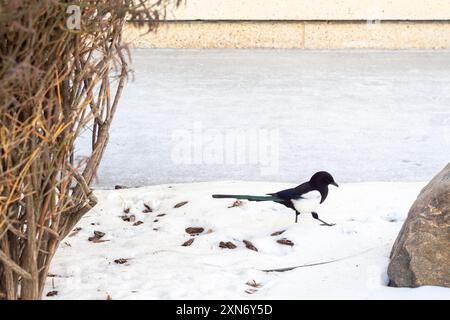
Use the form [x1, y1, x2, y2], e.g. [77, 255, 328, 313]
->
[261, 246, 380, 273]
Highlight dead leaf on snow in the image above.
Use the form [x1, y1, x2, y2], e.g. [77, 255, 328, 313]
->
[143, 203, 152, 213]
[114, 258, 129, 264]
[46, 290, 58, 297]
[185, 227, 204, 235]
[182, 238, 195, 246]
[276, 238, 294, 246]
[271, 230, 286, 236]
[228, 200, 242, 208]
[91, 239, 110, 243]
[245, 288, 257, 294]
[174, 201, 188, 208]
[219, 241, 237, 249]
[88, 230, 106, 242]
[243, 240, 258, 252]
[246, 280, 262, 288]
[69, 227, 82, 237]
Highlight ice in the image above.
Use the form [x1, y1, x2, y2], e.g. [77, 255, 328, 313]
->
[75, 49, 450, 188]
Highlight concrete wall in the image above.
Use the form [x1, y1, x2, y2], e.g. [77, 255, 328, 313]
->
[124, 1, 450, 49]
[165, 0, 450, 20]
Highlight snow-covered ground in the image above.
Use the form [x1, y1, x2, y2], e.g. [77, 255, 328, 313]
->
[77, 49, 450, 187]
[44, 181, 450, 300]
[60, 49, 450, 299]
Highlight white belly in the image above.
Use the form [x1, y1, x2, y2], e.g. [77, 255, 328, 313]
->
[291, 190, 321, 213]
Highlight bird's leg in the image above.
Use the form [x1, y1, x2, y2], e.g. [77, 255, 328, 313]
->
[295, 211, 300, 223]
[311, 212, 336, 227]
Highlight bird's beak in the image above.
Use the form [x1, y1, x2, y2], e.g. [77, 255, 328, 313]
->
[331, 182, 339, 187]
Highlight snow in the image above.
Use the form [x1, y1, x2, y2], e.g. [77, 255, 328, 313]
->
[55, 49, 450, 299]
[76, 49, 450, 188]
[44, 181, 450, 300]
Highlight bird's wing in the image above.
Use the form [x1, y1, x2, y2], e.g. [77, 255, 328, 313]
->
[299, 190, 322, 201]
[269, 182, 312, 200]
[268, 187, 300, 200]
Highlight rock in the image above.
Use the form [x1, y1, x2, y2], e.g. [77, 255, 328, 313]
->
[388, 163, 450, 288]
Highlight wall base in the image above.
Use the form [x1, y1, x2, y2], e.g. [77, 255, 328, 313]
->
[124, 21, 450, 49]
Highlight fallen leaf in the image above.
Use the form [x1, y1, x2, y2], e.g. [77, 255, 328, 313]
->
[143, 203, 152, 213]
[46, 291, 58, 297]
[91, 239, 110, 243]
[243, 240, 258, 252]
[121, 215, 136, 222]
[228, 200, 242, 208]
[114, 185, 128, 190]
[271, 230, 286, 236]
[219, 241, 237, 249]
[133, 221, 144, 226]
[276, 238, 294, 246]
[123, 208, 130, 214]
[245, 288, 257, 294]
[88, 230, 106, 242]
[156, 213, 166, 217]
[114, 258, 128, 264]
[182, 238, 195, 246]
[94, 231, 105, 238]
[246, 280, 262, 288]
[185, 227, 204, 235]
[153, 219, 159, 223]
[68, 227, 82, 237]
[174, 201, 188, 208]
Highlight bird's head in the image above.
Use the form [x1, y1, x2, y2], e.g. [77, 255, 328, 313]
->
[309, 171, 339, 188]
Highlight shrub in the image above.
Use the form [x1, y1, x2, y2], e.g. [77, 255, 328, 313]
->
[0, 0, 180, 299]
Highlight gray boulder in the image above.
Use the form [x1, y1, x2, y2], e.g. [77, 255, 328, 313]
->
[388, 163, 450, 288]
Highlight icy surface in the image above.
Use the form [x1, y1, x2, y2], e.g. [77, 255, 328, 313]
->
[44, 181, 450, 300]
[76, 50, 450, 187]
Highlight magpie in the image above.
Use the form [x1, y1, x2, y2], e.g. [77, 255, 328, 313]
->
[212, 171, 338, 226]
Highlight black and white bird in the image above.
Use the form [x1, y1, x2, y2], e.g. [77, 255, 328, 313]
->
[212, 171, 339, 226]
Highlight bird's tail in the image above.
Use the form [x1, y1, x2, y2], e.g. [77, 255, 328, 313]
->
[212, 194, 280, 202]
